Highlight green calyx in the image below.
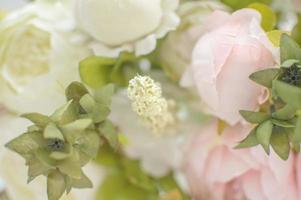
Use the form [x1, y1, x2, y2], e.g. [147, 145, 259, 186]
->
[237, 34, 301, 160]
[5, 81, 120, 200]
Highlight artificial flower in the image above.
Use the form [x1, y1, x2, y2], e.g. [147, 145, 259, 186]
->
[0, 1, 91, 114]
[158, 0, 230, 81]
[181, 9, 278, 125]
[73, 0, 180, 58]
[0, 113, 105, 200]
[184, 121, 299, 200]
[110, 73, 205, 177]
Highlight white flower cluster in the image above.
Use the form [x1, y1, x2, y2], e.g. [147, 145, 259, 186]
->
[127, 75, 174, 133]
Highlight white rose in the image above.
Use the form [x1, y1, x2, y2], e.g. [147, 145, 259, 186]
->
[157, 1, 229, 81]
[0, 1, 91, 114]
[74, 0, 180, 58]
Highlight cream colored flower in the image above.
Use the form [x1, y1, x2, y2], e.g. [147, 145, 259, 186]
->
[0, 1, 91, 114]
[110, 73, 205, 177]
[74, 0, 180, 57]
[127, 75, 174, 133]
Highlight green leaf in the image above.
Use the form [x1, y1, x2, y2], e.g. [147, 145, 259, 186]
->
[249, 68, 280, 88]
[96, 172, 150, 200]
[99, 120, 119, 150]
[256, 120, 273, 154]
[221, 0, 271, 10]
[267, 30, 286, 47]
[271, 119, 295, 128]
[65, 81, 89, 102]
[270, 128, 290, 160]
[239, 110, 270, 124]
[280, 34, 301, 63]
[248, 3, 276, 31]
[273, 80, 301, 108]
[47, 171, 66, 200]
[79, 56, 116, 89]
[292, 14, 301, 46]
[44, 123, 64, 141]
[235, 128, 259, 148]
[94, 84, 115, 106]
[95, 144, 120, 167]
[21, 113, 51, 128]
[292, 117, 301, 144]
[272, 104, 296, 120]
[122, 159, 155, 191]
[5, 132, 44, 157]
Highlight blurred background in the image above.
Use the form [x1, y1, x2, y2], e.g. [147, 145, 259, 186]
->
[0, 0, 28, 10]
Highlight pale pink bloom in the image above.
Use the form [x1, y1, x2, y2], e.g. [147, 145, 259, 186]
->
[181, 9, 278, 125]
[184, 121, 299, 200]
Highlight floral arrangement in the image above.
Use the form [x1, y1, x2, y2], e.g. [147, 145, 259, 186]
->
[0, 0, 301, 200]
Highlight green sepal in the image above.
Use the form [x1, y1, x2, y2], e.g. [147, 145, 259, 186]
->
[44, 123, 65, 141]
[272, 104, 296, 120]
[49, 151, 70, 160]
[271, 119, 295, 128]
[35, 148, 57, 167]
[47, 170, 66, 200]
[65, 81, 89, 102]
[5, 132, 44, 158]
[99, 120, 119, 150]
[235, 128, 259, 148]
[249, 68, 280, 88]
[80, 94, 110, 123]
[75, 131, 100, 159]
[292, 117, 301, 146]
[273, 80, 301, 108]
[51, 101, 78, 125]
[94, 84, 115, 106]
[79, 56, 116, 89]
[281, 59, 300, 68]
[92, 104, 111, 123]
[280, 34, 301, 63]
[61, 118, 93, 144]
[79, 94, 95, 113]
[270, 128, 290, 160]
[21, 113, 51, 128]
[27, 157, 53, 183]
[256, 120, 273, 154]
[65, 171, 93, 193]
[239, 110, 270, 124]
[57, 152, 83, 179]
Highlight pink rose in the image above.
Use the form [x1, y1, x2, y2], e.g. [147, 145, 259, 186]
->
[184, 121, 299, 200]
[181, 9, 277, 125]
